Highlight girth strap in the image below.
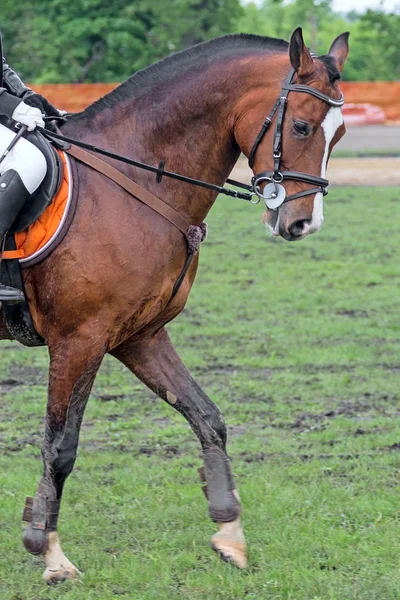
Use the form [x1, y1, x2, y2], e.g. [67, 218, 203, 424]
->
[65, 144, 192, 235]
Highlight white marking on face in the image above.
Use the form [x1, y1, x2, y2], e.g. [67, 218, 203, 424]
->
[273, 212, 280, 236]
[310, 106, 343, 233]
[263, 210, 280, 236]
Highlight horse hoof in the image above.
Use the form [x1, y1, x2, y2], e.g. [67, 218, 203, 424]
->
[211, 538, 247, 569]
[43, 565, 79, 585]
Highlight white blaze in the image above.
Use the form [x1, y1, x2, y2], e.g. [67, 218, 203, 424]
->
[310, 106, 343, 232]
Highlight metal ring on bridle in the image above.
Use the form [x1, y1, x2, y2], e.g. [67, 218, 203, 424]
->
[272, 171, 283, 183]
[253, 175, 275, 199]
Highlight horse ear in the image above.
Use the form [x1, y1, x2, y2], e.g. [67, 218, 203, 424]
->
[289, 27, 315, 77]
[328, 32, 350, 72]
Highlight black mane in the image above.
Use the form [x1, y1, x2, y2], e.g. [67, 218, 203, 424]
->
[68, 34, 289, 122]
[318, 54, 342, 84]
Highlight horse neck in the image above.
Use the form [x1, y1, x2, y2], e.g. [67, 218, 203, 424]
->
[65, 52, 286, 225]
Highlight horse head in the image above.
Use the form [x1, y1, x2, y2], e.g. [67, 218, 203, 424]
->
[235, 28, 349, 241]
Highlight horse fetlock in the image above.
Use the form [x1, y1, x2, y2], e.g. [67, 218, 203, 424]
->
[209, 491, 241, 522]
[23, 525, 49, 555]
[22, 496, 60, 555]
[202, 448, 241, 522]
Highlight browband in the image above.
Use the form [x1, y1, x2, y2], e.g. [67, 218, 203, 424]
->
[281, 84, 345, 107]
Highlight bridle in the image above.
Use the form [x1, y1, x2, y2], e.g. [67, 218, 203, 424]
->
[248, 66, 344, 210]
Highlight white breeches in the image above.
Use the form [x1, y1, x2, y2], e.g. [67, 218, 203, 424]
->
[0, 123, 47, 194]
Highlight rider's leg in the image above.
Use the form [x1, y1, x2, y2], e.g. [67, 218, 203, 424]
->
[0, 123, 47, 302]
[0, 123, 47, 194]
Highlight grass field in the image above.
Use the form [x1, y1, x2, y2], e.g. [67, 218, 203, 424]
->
[0, 186, 399, 599]
[332, 149, 400, 158]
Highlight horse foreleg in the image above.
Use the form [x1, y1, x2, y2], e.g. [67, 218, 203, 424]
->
[23, 334, 106, 583]
[111, 328, 247, 568]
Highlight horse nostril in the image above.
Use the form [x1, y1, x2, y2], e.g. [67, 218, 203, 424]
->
[288, 219, 311, 238]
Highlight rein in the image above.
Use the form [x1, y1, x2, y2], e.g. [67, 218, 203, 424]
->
[37, 126, 256, 203]
[39, 63, 344, 218]
[36, 126, 259, 301]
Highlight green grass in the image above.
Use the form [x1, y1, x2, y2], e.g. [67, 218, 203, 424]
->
[1, 186, 400, 599]
[332, 148, 400, 158]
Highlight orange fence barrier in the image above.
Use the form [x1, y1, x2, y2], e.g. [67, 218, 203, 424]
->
[31, 81, 400, 121]
[31, 83, 117, 114]
[340, 82, 400, 122]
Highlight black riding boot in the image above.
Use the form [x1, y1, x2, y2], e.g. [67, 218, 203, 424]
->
[0, 170, 30, 303]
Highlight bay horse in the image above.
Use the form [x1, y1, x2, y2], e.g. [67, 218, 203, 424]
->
[1, 27, 348, 582]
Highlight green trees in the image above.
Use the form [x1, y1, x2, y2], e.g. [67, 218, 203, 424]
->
[1, 0, 242, 82]
[235, 1, 400, 81]
[343, 8, 400, 81]
[0, 0, 398, 82]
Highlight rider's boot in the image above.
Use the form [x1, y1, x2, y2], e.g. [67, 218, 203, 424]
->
[0, 169, 30, 303]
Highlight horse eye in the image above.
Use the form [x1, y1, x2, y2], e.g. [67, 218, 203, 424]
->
[293, 121, 311, 136]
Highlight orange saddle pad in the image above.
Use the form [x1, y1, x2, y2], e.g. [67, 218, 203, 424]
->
[3, 150, 71, 261]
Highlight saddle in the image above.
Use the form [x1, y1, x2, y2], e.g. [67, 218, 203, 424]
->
[0, 126, 67, 347]
[10, 129, 64, 232]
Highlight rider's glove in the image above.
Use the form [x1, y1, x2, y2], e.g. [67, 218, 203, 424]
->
[23, 93, 64, 119]
[11, 101, 45, 131]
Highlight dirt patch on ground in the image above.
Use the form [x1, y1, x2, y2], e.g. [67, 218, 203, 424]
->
[238, 450, 364, 463]
[7, 364, 46, 386]
[231, 157, 400, 187]
[284, 394, 398, 433]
